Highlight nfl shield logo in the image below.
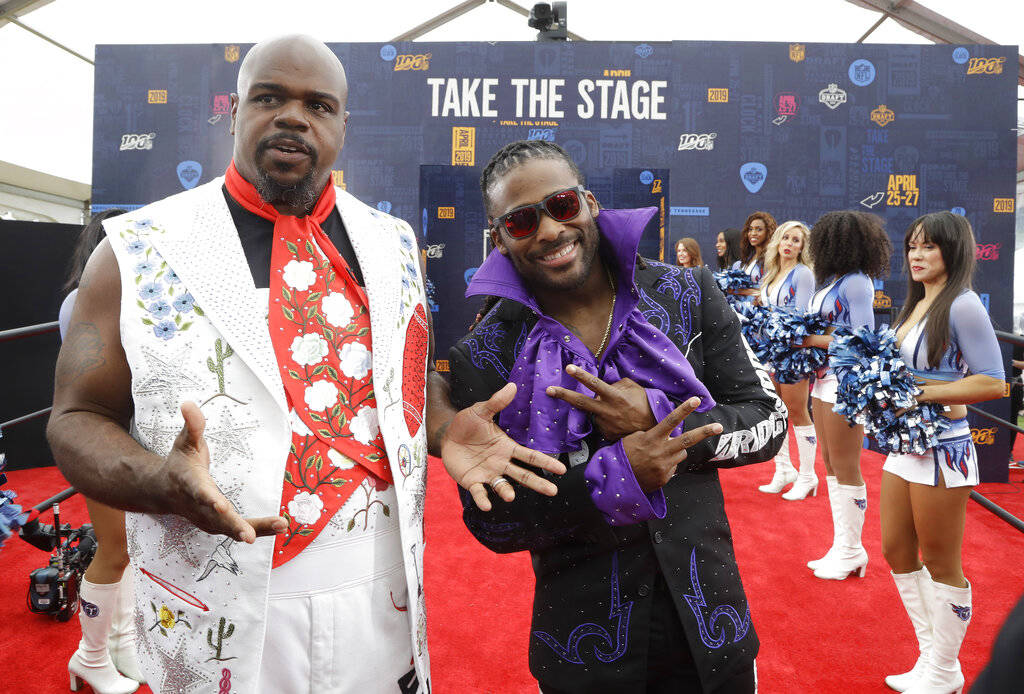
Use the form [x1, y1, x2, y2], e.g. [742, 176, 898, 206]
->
[789, 44, 805, 62]
[225, 45, 240, 63]
[740, 163, 767, 193]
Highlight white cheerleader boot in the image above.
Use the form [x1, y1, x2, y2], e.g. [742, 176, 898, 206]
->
[108, 571, 145, 683]
[813, 484, 868, 580]
[782, 425, 819, 500]
[885, 567, 933, 691]
[807, 476, 839, 570]
[905, 580, 970, 694]
[758, 429, 797, 493]
[69, 578, 140, 694]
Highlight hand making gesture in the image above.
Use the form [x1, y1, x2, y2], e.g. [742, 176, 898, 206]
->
[546, 365, 722, 491]
[160, 401, 287, 543]
[544, 364, 657, 441]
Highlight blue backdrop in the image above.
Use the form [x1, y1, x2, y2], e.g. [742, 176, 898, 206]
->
[92, 40, 1018, 481]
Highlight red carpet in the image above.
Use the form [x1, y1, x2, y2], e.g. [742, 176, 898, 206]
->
[4, 449, 1023, 693]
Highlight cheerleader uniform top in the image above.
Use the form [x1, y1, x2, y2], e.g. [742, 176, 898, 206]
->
[897, 291, 1004, 382]
[760, 263, 814, 311]
[808, 271, 875, 330]
[731, 257, 764, 284]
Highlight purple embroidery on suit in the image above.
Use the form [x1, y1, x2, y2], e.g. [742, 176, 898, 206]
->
[682, 547, 751, 649]
[637, 287, 671, 334]
[465, 306, 523, 380]
[533, 552, 632, 664]
[464, 515, 522, 543]
[853, 498, 867, 510]
[464, 315, 512, 380]
[951, 603, 971, 622]
[646, 262, 700, 343]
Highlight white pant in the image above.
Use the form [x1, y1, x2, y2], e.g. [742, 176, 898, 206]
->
[258, 487, 419, 693]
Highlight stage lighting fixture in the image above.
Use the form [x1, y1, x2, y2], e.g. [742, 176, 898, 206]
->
[528, 2, 568, 41]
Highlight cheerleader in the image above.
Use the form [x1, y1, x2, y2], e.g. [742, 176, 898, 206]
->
[715, 227, 743, 270]
[731, 211, 776, 284]
[803, 211, 892, 580]
[755, 221, 818, 498]
[881, 212, 1004, 693]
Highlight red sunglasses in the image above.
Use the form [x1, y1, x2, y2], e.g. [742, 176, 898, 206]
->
[490, 186, 588, 239]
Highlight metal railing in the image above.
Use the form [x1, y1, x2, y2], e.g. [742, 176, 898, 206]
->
[0, 320, 58, 344]
[0, 321, 57, 431]
[966, 329, 1024, 534]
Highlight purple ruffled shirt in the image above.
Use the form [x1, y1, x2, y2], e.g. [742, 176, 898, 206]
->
[466, 207, 715, 525]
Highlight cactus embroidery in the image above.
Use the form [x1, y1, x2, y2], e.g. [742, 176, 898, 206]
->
[206, 339, 235, 394]
[206, 616, 237, 662]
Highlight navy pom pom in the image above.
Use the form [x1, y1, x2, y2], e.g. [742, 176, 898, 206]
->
[761, 309, 830, 384]
[713, 268, 757, 293]
[829, 325, 950, 454]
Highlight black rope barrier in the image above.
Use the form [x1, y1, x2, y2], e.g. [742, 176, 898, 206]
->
[966, 404, 1024, 436]
[1, 407, 52, 430]
[0, 321, 59, 343]
[995, 330, 1024, 348]
[963, 328, 1024, 534]
[970, 490, 1024, 534]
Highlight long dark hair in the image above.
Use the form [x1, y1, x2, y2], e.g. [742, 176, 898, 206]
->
[740, 211, 776, 265]
[808, 210, 891, 285]
[893, 211, 977, 368]
[717, 228, 743, 269]
[62, 209, 126, 296]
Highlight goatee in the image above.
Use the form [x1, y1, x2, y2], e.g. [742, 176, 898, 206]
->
[254, 166, 321, 214]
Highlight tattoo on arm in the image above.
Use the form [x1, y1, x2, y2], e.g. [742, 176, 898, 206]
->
[56, 322, 106, 387]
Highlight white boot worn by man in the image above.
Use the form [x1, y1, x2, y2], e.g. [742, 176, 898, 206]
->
[782, 424, 818, 500]
[758, 428, 797, 493]
[108, 571, 146, 683]
[69, 578, 140, 694]
[905, 579, 970, 694]
[813, 483, 868, 580]
[807, 475, 839, 571]
[886, 566, 933, 691]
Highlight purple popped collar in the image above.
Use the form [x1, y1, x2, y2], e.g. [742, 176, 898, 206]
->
[467, 207, 716, 525]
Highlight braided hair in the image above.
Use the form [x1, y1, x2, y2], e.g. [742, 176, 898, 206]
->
[479, 140, 585, 217]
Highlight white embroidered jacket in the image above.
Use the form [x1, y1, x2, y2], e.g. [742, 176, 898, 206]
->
[104, 178, 430, 693]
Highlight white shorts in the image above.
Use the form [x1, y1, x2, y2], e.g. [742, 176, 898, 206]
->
[258, 486, 420, 694]
[811, 372, 838, 404]
[882, 418, 979, 488]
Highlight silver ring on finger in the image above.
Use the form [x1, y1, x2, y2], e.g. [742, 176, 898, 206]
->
[490, 475, 511, 489]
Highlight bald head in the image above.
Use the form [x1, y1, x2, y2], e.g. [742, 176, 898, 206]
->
[230, 35, 350, 215]
[237, 35, 347, 100]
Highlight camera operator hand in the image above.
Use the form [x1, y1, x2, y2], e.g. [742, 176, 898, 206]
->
[160, 402, 287, 544]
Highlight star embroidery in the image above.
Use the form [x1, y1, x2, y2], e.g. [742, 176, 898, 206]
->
[125, 523, 144, 559]
[134, 345, 205, 409]
[203, 410, 256, 463]
[214, 477, 247, 517]
[154, 513, 202, 569]
[153, 638, 213, 694]
[133, 606, 156, 660]
[136, 411, 181, 458]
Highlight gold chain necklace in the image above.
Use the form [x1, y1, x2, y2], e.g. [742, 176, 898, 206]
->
[595, 264, 617, 358]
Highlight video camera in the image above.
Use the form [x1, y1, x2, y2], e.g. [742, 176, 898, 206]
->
[20, 488, 96, 621]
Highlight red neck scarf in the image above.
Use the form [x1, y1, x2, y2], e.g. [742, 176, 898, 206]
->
[224, 162, 392, 565]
